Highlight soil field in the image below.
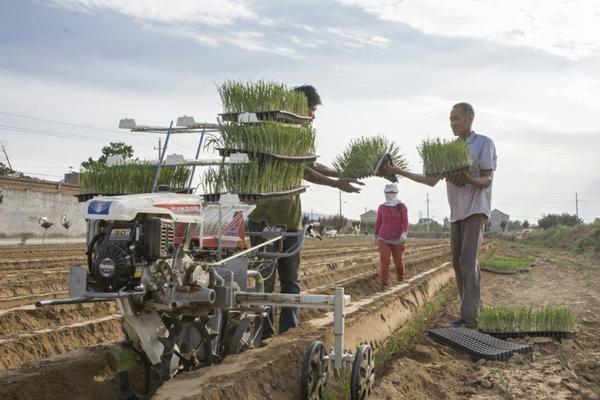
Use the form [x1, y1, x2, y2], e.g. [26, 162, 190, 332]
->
[372, 241, 600, 400]
[0, 236, 461, 399]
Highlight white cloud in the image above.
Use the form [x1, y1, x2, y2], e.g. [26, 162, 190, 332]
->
[337, 0, 600, 59]
[49, 0, 257, 25]
[326, 27, 389, 49]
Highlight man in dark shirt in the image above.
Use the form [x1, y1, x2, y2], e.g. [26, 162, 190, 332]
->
[249, 85, 362, 338]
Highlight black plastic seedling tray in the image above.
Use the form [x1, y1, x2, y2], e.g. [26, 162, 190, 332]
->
[480, 267, 530, 275]
[428, 327, 533, 361]
[425, 165, 471, 178]
[480, 330, 575, 340]
[217, 148, 317, 163]
[203, 187, 307, 203]
[219, 110, 313, 125]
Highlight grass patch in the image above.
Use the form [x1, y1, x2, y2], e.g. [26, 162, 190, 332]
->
[332, 136, 407, 181]
[479, 306, 576, 333]
[80, 162, 190, 195]
[218, 80, 309, 116]
[418, 138, 471, 177]
[479, 255, 534, 273]
[524, 224, 600, 255]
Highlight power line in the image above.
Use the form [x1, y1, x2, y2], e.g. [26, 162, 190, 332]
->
[0, 111, 124, 134]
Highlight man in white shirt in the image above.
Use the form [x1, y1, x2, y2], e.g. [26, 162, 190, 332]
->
[383, 102, 497, 327]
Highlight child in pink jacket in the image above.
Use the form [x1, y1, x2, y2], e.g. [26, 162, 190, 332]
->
[374, 184, 409, 289]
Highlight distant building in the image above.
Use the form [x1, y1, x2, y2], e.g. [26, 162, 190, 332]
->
[489, 209, 510, 233]
[63, 172, 80, 186]
[360, 209, 377, 234]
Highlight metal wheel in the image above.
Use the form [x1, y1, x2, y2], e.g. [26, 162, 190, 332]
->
[351, 344, 375, 400]
[300, 340, 329, 400]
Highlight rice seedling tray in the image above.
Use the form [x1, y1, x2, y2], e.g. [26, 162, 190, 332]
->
[217, 148, 317, 163]
[219, 111, 312, 125]
[202, 186, 307, 203]
[428, 327, 533, 361]
[479, 330, 575, 339]
[373, 153, 399, 183]
[424, 165, 470, 178]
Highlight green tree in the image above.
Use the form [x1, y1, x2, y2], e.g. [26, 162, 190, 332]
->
[81, 142, 135, 170]
[538, 213, 582, 229]
[523, 220, 530, 229]
[0, 161, 24, 177]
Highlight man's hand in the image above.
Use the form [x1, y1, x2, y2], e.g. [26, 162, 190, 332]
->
[336, 177, 363, 193]
[381, 160, 396, 175]
[446, 172, 468, 187]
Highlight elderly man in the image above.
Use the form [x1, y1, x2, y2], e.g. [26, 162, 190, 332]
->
[383, 102, 496, 327]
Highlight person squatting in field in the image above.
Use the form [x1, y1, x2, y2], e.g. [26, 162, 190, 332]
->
[374, 183, 409, 290]
[383, 102, 497, 328]
[249, 85, 363, 338]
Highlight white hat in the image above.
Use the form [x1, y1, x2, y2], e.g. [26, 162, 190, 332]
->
[384, 184, 398, 193]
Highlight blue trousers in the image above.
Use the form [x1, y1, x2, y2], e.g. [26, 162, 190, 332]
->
[248, 220, 301, 336]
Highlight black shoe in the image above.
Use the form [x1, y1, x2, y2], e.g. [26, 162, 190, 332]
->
[450, 318, 466, 327]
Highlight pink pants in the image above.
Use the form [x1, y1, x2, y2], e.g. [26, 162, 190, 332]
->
[377, 241, 405, 287]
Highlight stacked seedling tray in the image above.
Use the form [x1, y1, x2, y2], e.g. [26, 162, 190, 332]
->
[479, 306, 576, 339]
[78, 162, 191, 202]
[332, 136, 407, 183]
[480, 255, 535, 274]
[203, 80, 316, 203]
[418, 138, 472, 178]
[428, 327, 533, 361]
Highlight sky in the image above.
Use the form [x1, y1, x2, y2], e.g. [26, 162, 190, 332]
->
[1, 0, 600, 223]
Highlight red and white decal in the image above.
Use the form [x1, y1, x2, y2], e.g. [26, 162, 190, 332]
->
[153, 203, 202, 216]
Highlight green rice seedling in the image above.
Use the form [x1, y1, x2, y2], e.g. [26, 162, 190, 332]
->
[479, 306, 576, 333]
[332, 136, 407, 181]
[80, 162, 190, 195]
[202, 160, 307, 195]
[217, 80, 309, 116]
[207, 121, 316, 157]
[418, 138, 472, 177]
[479, 255, 534, 272]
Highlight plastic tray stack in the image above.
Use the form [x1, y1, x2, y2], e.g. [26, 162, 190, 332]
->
[204, 95, 315, 203]
[428, 327, 533, 361]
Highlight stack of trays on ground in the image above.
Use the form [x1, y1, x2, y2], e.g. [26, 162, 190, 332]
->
[418, 138, 472, 178]
[203, 80, 316, 203]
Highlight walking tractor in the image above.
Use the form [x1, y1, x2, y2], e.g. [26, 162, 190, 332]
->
[36, 112, 374, 400]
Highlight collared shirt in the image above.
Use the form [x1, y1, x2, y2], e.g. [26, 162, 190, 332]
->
[446, 131, 497, 223]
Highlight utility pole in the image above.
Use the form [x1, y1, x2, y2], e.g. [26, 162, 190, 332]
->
[311, 209, 313, 221]
[426, 193, 430, 232]
[1, 145, 13, 170]
[154, 137, 162, 160]
[576, 192, 579, 220]
[339, 189, 342, 216]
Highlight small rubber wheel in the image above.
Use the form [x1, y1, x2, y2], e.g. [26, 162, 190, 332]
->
[300, 340, 328, 400]
[351, 344, 375, 400]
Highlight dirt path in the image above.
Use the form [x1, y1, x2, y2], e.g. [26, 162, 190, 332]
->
[372, 241, 600, 400]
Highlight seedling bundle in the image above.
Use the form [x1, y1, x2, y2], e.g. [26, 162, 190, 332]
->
[203, 80, 315, 201]
[418, 138, 472, 177]
[332, 136, 407, 183]
[218, 80, 309, 117]
[480, 255, 534, 274]
[80, 162, 190, 196]
[479, 306, 576, 338]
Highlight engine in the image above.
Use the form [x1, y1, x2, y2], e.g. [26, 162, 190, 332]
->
[87, 217, 177, 291]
